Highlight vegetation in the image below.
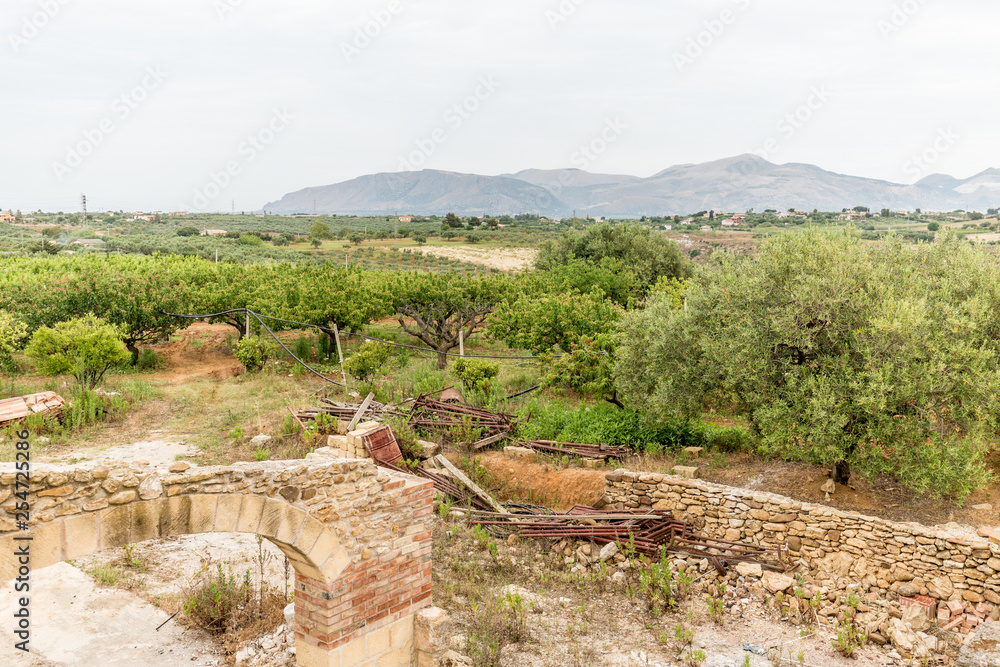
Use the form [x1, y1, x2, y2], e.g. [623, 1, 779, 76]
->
[615, 228, 1000, 498]
[25, 315, 131, 388]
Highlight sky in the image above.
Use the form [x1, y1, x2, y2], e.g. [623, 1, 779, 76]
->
[1, 0, 998, 213]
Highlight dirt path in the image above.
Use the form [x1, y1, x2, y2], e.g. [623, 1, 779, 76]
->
[148, 322, 243, 384]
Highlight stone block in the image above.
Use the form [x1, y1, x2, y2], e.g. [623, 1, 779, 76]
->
[213, 494, 244, 532]
[683, 447, 704, 458]
[958, 621, 1000, 667]
[415, 607, 450, 655]
[671, 466, 700, 479]
[161, 495, 192, 537]
[98, 504, 133, 551]
[503, 446, 536, 463]
[188, 494, 219, 534]
[63, 513, 99, 560]
[131, 499, 163, 543]
[236, 494, 267, 533]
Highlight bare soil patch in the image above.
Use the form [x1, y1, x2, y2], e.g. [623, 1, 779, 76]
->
[419, 245, 537, 271]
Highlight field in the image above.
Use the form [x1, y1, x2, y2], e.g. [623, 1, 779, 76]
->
[3, 218, 1000, 664]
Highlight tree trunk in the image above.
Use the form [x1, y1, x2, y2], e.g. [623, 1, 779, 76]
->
[126, 342, 139, 366]
[436, 348, 448, 370]
[833, 460, 851, 485]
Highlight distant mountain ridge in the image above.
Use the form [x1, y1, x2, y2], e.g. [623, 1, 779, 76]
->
[263, 155, 1000, 217]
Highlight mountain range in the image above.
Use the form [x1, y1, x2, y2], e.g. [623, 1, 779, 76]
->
[262, 155, 1000, 218]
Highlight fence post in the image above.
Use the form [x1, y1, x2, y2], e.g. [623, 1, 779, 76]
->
[333, 324, 348, 392]
[245, 311, 250, 337]
[459, 330, 464, 357]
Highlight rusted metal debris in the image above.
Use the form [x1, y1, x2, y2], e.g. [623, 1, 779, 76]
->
[294, 398, 402, 427]
[360, 423, 495, 512]
[470, 505, 789, 573]
[0, 391, 65, 427]
[407, 394, 517, 439]
[520, 440, 629, 461]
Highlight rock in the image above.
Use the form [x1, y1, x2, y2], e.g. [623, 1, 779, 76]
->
[138, 476, 163, 500]
[611, 571, 626, 586]
[888, 618, 926, 656]
[736, 563, 763, 578]
[260, 637, 275, 650]
[671, 465, 701, 479]
[440, 650, 473, 667]
[978, 526, 1000, 546]
[284, 603, 294, 626]
[416, 439, 442, 459]
[598, 542, 619, 562]
[898, 584, 918, 598]
[249, 434, 273, 448]
[957, 621, 1000, 667]
[973, 504, 994, 511]
[762, 571, 795, 594]
[816, 551, 853, 578]
[821, 478, 836, 495]
[927, 576, 954, 599]
[168, 461, 191, 473]
[683, 447, 704, 458]
[902, 603, 930, 633]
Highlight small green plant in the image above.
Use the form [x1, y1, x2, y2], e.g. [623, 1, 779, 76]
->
[234, 336, 273, 372]
[229, 426, 244, 442]
[452, 358, 500, 393]
[252, 446, 270, 461]
[831, 591, 867, 657]
[344, 341, 392, 388]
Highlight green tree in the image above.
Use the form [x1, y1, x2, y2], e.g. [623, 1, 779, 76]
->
[26, 314, 130, 388]
[444, 212, 463, 229]
[310, 238, 322, 248]
[928, 222, 940, 232]
[177, 226, 200, 237]
[41, 226, 62, 239]
[0, 310, 28, 371]
[412, 233, 427, 245]
[535, 224, 692, 293]
[349, 233, 363, 245]
[615, 229, 1000, 499]
[344, 341, 393, 389]
[392, 273, 509, 369]
[309, 220, 334, 240]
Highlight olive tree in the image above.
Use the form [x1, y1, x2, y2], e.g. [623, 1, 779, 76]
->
[614, 229, 1000, 499]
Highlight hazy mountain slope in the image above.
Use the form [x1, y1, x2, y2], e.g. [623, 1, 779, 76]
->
[264, 157, 1000, 216]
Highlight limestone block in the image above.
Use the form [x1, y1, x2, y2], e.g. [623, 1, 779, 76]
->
[671, 466, 700, 479]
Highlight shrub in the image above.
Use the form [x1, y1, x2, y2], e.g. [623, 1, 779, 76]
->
[237, 234, 264, 246]
[25, 315, 130, 388]
[234, 336, 273, 372]
[452, 358, 500, 393]
[177, 226, 200, 237]
[0, 310, 28, 373]
[344, 341, 392, 386]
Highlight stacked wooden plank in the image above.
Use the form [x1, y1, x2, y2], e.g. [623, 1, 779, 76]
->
[0, 392, 65, 427]
[294, 398, 401, 426]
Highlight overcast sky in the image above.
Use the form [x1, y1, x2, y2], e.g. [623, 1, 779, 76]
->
[1, 0, 997, 213]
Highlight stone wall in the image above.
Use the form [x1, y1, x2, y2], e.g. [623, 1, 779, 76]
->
[604, 470, 1000, 606]
[0, 456, 434, 667]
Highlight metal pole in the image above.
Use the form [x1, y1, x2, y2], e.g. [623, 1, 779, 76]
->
[333, 324, 348, 391]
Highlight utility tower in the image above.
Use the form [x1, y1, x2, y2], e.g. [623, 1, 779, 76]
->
[81, 194, 87, 227]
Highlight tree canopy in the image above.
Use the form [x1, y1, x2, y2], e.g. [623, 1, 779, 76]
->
[614, 229, 1000, 499]
[535, 223, 693, 293]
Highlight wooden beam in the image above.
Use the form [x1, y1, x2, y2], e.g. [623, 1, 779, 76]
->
[347, 392, 375, 432]
[434, 454, 507, 515]
[471, 432, 507, 450]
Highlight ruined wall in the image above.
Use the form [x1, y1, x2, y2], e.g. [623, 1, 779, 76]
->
[0, 457, 435, 667]
[604, 470, 1000, 606]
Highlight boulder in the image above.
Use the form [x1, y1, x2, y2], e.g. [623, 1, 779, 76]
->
[249, 434, 273, 448]
[927, 576, 954, 599]
[671, 466, 701, 479]
[503, 446, 536, 463]
[902, 602, 930, 633]
[598, 542, 619, 562]
[416, 439, 442, 459]
[762, 571, 795, 594]
[816, 551, 854, 578]
[958, 621, 1000, 667]
[736, 563, 763, 578]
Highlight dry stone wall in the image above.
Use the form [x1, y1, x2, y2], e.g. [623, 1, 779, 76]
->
[604, 470, 1000, 607]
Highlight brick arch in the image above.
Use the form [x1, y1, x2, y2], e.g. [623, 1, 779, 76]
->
[1, 457, 434, 667]
[0, 494, 349, 585]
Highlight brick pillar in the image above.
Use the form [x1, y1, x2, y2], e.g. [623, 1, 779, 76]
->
[295, 478, 434, 667]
